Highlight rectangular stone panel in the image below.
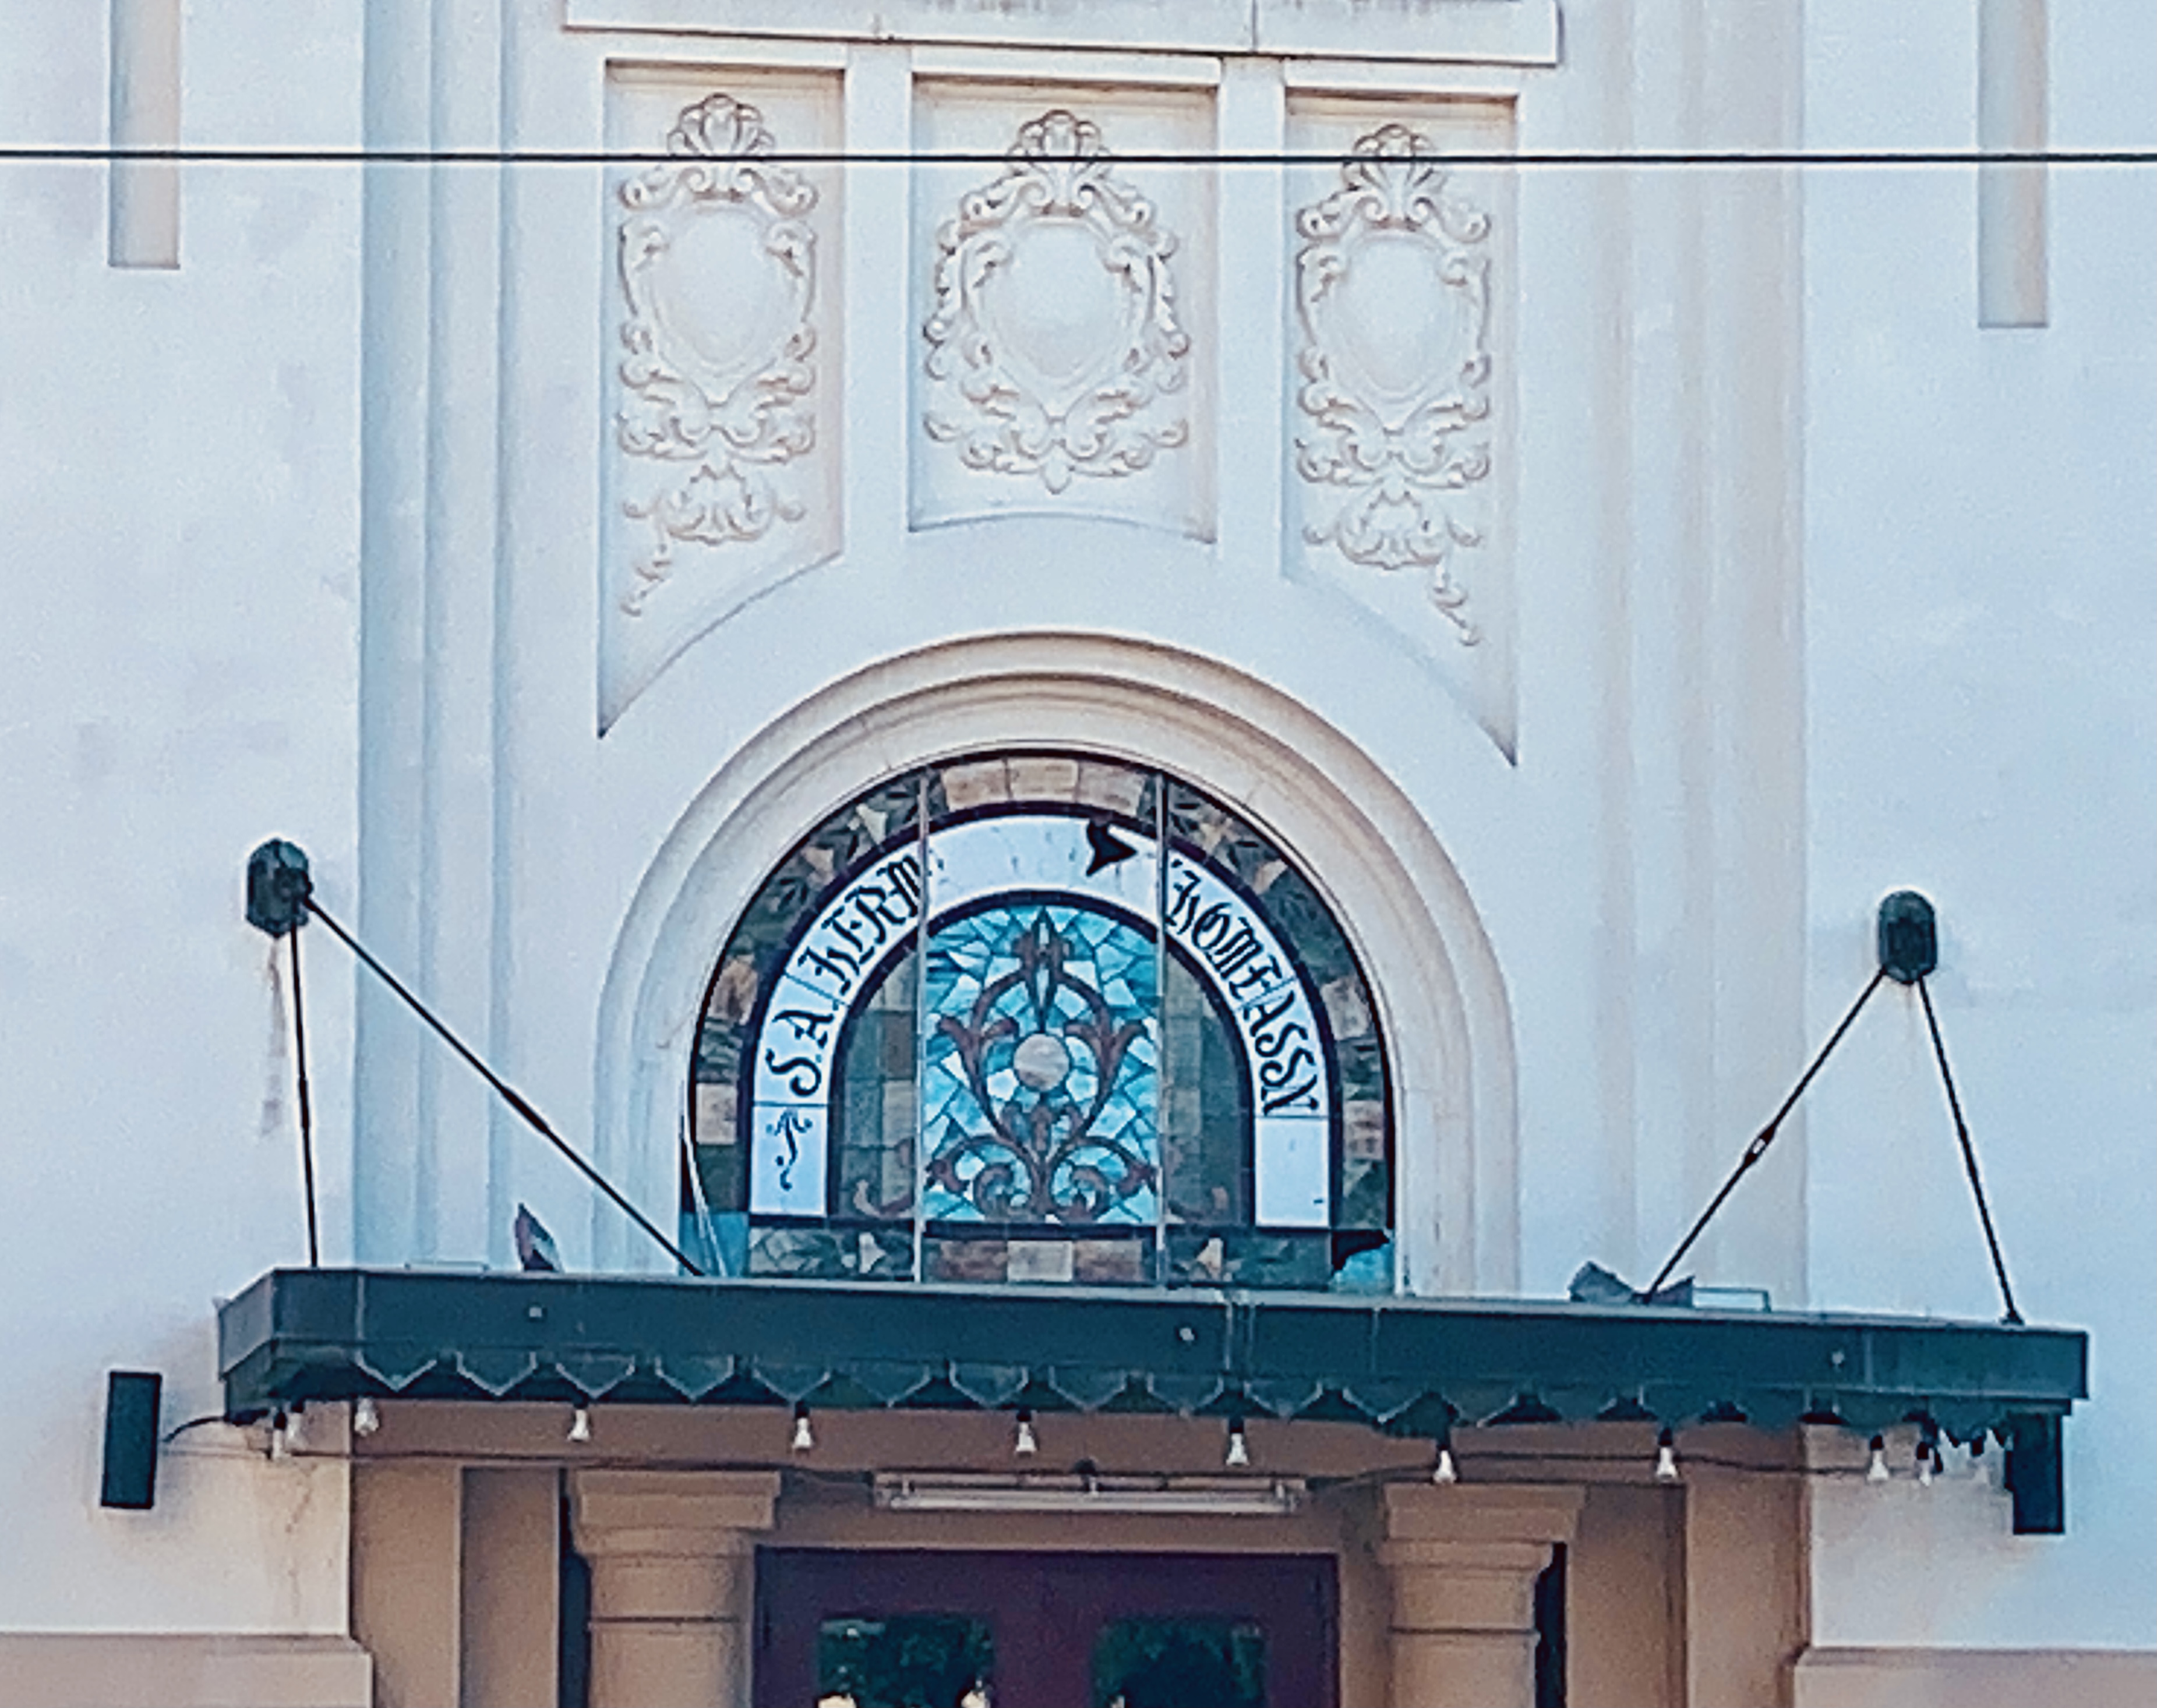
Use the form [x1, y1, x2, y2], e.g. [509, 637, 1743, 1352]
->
[567, 1, 1561, 65]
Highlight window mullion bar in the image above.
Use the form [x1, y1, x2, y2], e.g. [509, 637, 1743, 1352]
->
[911, 769, 931, 1285]
[1153, 769, 1170, 1285]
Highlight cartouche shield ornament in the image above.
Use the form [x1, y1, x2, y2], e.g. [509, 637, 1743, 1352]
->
[615, 93, 819, 614]
[923, 111, 1192, 494]
[1294, 123, 1492, 640]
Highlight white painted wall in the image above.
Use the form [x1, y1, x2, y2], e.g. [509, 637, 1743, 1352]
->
[0, 0, 2149, 1661]
[1802, 0, 2157, 1648]
[0, 0, 363, 1632]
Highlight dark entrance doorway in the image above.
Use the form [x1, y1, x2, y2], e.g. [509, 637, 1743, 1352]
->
[754, 1550, 1337, 1708]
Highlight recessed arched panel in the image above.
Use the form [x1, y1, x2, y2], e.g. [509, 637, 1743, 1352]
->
[687, 754, 1393, 1290]
[595, 632, 1516, 1295]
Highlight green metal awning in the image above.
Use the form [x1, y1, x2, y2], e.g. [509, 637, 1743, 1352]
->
[218, 1267, 2082, 1446]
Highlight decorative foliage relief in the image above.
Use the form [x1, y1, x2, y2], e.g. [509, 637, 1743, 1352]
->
[1294, 125, 1492, 641]
[615, 94, 817, 615]
[923, 111, 1191, 494]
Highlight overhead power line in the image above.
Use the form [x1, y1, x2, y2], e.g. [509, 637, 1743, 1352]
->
[5, 145, 2157, 168]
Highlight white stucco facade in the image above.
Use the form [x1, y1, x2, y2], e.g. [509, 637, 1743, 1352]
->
[1801, 1, 2157, 1657]
[1, 1, 2151, 1701]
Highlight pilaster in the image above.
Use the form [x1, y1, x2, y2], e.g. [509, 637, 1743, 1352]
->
[352, 1461, 461, 1708]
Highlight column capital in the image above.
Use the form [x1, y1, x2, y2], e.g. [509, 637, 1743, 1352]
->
[569, 1472, 779, 1708]
[1376, 1484, 1580, 1708]
[1376, 1538, 1555, 1580]
[1381, 1482, 1583, 1548]
[570, 1469, 779, 1560]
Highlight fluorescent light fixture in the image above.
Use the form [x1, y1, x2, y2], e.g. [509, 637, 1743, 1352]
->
[873, 1475, 1304, 1516]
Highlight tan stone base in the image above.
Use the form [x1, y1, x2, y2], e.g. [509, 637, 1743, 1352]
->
[1795, 1646, 2157, 1708]
[0, 1634, 371, 1708]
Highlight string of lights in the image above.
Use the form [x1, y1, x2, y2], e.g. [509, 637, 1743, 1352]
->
[168, 1431, 1977, 1488]
[178, 1403, 1988, 1491]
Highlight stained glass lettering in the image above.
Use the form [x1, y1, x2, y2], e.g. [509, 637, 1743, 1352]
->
[690, 754, 1394, 1289]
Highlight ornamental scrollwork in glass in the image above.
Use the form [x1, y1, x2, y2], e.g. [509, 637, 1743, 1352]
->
[923, 904, 1161, 1226]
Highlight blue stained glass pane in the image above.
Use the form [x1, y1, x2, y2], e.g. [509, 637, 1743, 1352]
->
[922, 904, 1160, 1226]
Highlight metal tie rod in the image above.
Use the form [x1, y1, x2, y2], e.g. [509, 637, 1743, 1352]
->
[245, 839, 702, 1275]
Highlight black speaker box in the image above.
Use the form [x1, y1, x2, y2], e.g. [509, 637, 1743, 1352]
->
[100, 1370, 163, 1510]
[2007, 1413, 2066, 1536]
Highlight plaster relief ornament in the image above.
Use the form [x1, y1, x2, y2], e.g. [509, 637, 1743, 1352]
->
[615, 93, 817, 614]
[923, 110, 1191, 494]
[1294, 125, 1492, 641]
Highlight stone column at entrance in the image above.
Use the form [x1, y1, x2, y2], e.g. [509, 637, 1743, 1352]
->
[570, 1470, 780, 1708]
[1377, 1484, 1583, 1708]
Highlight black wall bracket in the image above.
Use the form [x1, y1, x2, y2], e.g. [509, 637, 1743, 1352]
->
[246, 839, 313, 938]
[1877, 889, 1940, 984]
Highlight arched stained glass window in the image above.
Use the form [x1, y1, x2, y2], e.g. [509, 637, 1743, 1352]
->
[686, 752, 1394, 1290]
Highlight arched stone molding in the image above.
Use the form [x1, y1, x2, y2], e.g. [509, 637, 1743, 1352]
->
[595, 632, 1517, 1293]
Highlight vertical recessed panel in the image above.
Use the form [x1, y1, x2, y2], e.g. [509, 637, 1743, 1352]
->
[1284, 93, 1516, 756]
[600, 65, 844, 726]
[1978, 0, 2048, 328]
[108, 0, 181, 268]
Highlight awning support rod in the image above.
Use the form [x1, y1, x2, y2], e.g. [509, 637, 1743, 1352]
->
[1647, 890, 2026, 1327]
[243, 839, 704, 1275]
[1644, 966, 1886, 1300]
[288, 922, 320, 1267]
[1916, 975, 2022, 1324]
